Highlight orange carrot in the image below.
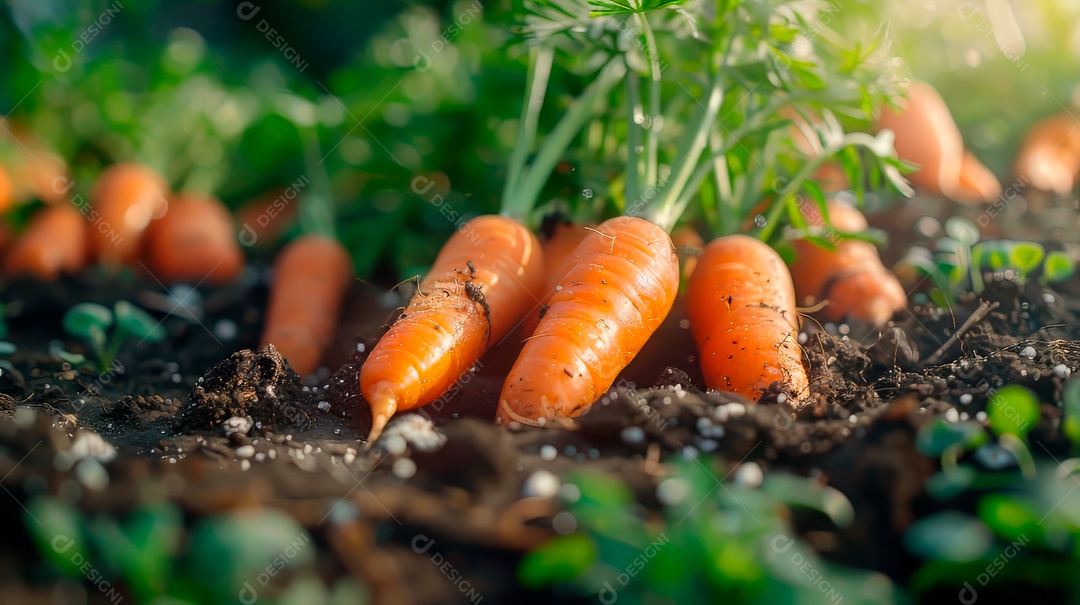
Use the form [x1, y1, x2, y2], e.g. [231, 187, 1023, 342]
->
[877, 80, 965, 199]
[687, 234, 808, 405]
[1014, 113, 1080, 196]
[955, 151, 1001, 203]
[789, 199, 906, 324]
[519, 221, 592, 336]
[4, 128, 69, 206]
[4, 204, 88, 280]
[260, 235, 353, 376]
[362, 215, 543, 440]
[143, 192, 244, 285]
[0, 166, 12, 214]
[672, 225, 705, 281]
[90, 163, 170, 267]
[496, 216, 679, 425]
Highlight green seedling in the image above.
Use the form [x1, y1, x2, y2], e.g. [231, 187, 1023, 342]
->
[1061, 378, 1080, 448]
[63, 301, 165, 374]
[987, 385, 1040, 440]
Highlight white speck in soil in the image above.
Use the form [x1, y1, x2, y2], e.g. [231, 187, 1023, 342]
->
[848, 414, 857, 424]
[318, 401, 331, 411]
[552, 511, 578, 534]
[303, 444, 313, 454]
[1020, 346, 1036, 359]
[255, 453, 266, 462]
[960, 394, 973, 405]
[356, 342, 366, 353]
[214, 319, 238, 340]
[698, 439, 719, 452]
[798, 332, 808, 344]
[1044, 293, 1056, 304]
[377, 415, 446, 453]
[392, 458, 417, 479]
[1054, 364, 1072, 379]
[13, 408, 37, 429]
[241, 460, 251, 471]
[976, 411, 988, 422]
[735, 462, 764, 488]
[559, 483, 581, 504]
[235, 445, 255, 459]
[223, 416, 252, 437]
[945, 408, 960, 422]
[681, 445, 698, 459]
[657, 478, 690, 506]
[523, 470, 561, 498]
[268, 449, 277, 459]
[621, 426, 645, 444]
[726, 403, 746, 418]
[540, 445, 557, 460]
[824, 322, 837, 335]
[74, 458, 109, 491]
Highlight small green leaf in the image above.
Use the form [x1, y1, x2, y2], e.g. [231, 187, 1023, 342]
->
[114, 301, 166, 343]
[904, 512, 992, 563]
[0, 341, 15, 355]
[926, 467, 977, 500]
[63, 303, 113, 340]
[1063, 379, 1080, 447]
[977, 494, 1041, 544]
[916, 420, 988, 457]
[987, 385, 1039, 439]
[1009, 242, 1045, 276]
[518, 533, 597, 588]
[25, 496, 90, 578]
[587, 0, 685, 16]
[1042, 251, 1075, 283]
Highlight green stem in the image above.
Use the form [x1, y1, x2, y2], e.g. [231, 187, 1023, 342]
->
[645, 72, 724, 233]
[298, 127, 337, 239]
[625, 67, 642, 208]
[636, 11, 661, 190]
[503, 58, 626, 226]
[502, 44, 554, 208]
[100, 329, 125, 374]
[998, 434, 1037, 480]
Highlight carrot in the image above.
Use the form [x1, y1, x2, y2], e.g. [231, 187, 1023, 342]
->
[143, 192, 244, 285]
[0, 166, 12, 214]
[1014, 113, 1080, 195]
[496, 216, 679, 425]
[956, 151, 1002, 203]
[260, 235, 353, 376]
[686, 234, 808, 405]
[4, 204, 88, 280]
[672, 225, 705, 281]
[789, 199, 906, 324]
[362, 215, 544, 441]
[4, 129, 69, 206]
[89, 163, 170, 267]
[877, 80, 965, 199]
[519, 221, 592, 336]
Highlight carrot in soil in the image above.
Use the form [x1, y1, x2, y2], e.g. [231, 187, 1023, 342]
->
[956, 151, 1002, 203]
[1014, 113, 1080, 195]
[362, 215, 544, 441]
[686, 234, 808, 405]
[143, 192, 244, 285]
[672, 225, 705, 281]
[0, 166, 12, 214]
[496, 216, 679, 425]
[260, 235, 353, 376]
[877, 80, 965, 199]
[519, 220, 592, 336]
[789, 199, 906, 325]
[90, 163, 170, 267]
[4, 204, 88, 280]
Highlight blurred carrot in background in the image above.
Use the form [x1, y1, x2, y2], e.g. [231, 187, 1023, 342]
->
[89, 163, 170, 268]
[4, 204, 87, 280]
[143, 192, 244, 285]
[1014, 113, 1080, 196]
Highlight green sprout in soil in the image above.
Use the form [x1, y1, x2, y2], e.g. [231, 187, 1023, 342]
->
[519, 459, 897, 604]
[62, 301, 166, 374]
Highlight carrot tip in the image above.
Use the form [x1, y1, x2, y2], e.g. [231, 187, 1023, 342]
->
[365, 384, 398, 447]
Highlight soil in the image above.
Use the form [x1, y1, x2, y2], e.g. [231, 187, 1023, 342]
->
[0, 198, 1078, 604]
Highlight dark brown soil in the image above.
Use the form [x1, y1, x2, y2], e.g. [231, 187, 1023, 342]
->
[0, 220, 1078, 603]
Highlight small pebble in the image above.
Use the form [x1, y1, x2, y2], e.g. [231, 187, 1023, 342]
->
[539, 445, 557, 460]
[976, 411, 988, 422]
[235, 445, 255, 459]
[376, 415, 446, 453]
[240, 460, 251, 471]
[214, 319, 238, 341]
[522, 470, 561, 498]
[621, 426, 645, 445]
[1020, 346, 1036, 359]
[734, 462, 764, 488]
[657, 478, 690, 506]
[1054, 364, 1071, 379]
[559, 483, 581, 503]
[223, 416, 252, 437]
[959, 394, 973, 405]
[318, 401, 331, 411]
[74, 458, 109, 491]
[392, 458, 417, 479]
[945, 408, 960, 422]
[697, 438, 719, 452]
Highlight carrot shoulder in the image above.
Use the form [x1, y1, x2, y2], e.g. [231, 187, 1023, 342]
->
[497, 216, 679, 425]
[789, 199, 906, 325]
[260, 235, 353, 376]
[687, 234, 808, 405]
[90, 163, 170, 267]
[4, 204, 88, 280]
[143, 192, 244, 285]
[519, 221, 592, 337]
[362, 215, 543, 439]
